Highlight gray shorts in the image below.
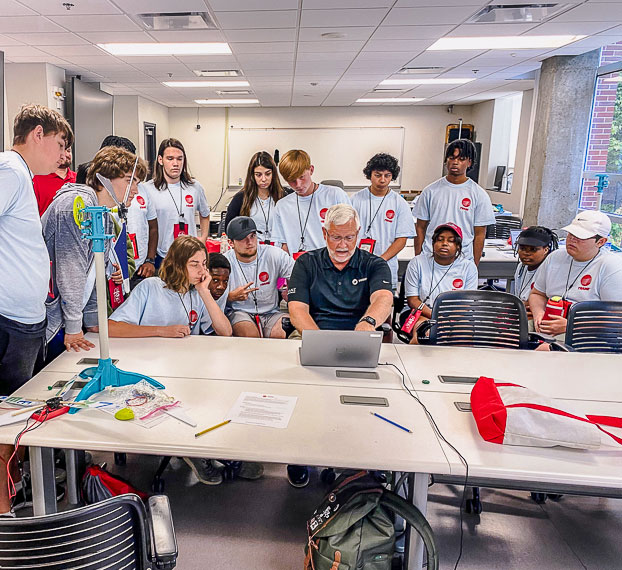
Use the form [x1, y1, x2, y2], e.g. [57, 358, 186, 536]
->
[229, 310, 285, 337]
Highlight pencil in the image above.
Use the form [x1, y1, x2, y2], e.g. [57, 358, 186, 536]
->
[370, 412, 412, 434]
[194, 419, 231, 438]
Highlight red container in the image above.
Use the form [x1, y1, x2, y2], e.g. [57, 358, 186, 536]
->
[205, 238, 221, 253]
[543, 296, 571, 320]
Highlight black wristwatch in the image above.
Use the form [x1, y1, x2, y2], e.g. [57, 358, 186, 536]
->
[144, 257, 156, 265]
[358, 315, 376, 327]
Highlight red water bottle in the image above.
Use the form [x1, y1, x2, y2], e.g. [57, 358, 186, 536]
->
[543, 296, 565, 320]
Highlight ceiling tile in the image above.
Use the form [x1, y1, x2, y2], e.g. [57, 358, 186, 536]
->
[299, 26, 375, 41]
[75, 31, 156, 43]
[552, 2, 622, 22]
[173, 55, 238, 64]
[223, 28, 297, 42]
[406, 50, 485, 65]
[447, 23, 537, 37]
[383, 6, 481, 26]
[394, 0, 480, 5]
[243, 67, 295, 77]
[0, 16, 66, 33]
[209, 0, 298, 10]
[0, 0, 37, 16]
[372, 24, 453, 40]
[215, 11, 298, 30]
[236, 53, 294, 64]
[296, 52, 357, 62]
[363, 38, 432, 52]
[147, 30, 226, 42]
[0, 33, 26, 46]
[6, 32, 89, 45]
[302, 0, 393, 7]
[523, 21, 616, 36]
[117, 55, 184, 65]
[0, 45, 53, 57]
[24, 0, 121, 15]
[294, 63, 348, 75]
[48, 14, 142, 32]
[112, 0, 208, 13]
[301, 8, 388, 27]
[298, 40, 365, 52]
[231, 42, 295, 54]
[37, 44, 107, 57]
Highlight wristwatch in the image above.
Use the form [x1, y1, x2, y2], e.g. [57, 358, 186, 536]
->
[144, 257, 156, 265]
[358, 316, 376, 327]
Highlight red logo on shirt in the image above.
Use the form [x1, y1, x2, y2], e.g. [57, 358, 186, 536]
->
[460, 198, 471, 211]
[189, 310, 198, 324]
[185, 194, 193, 206]
[531, 282, 535, 289]
[136, 196, 145, 207]
[452, 279, 464, 289]
[581, 275, 592, 287]
[385, 209, 395, 222]
[259, 271, 269, 283]
[319, 208, 328, 221]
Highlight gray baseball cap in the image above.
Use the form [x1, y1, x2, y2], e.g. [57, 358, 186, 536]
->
[226, 216, 257, 241]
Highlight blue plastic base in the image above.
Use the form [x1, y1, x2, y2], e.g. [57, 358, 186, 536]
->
[68, 358, 165, 414]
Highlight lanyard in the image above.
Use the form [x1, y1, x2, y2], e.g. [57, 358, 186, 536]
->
[366, 189, 390, 236]
[257, 196, 271, 230]
[296, 186, 316, 250]
[166, 184, 184, 220]
[177, 290, 194, 328]
[563, 252, 599, 299]
[423, 257, 456, 306]
[517, 265, 535, 299]
[235, 252, 261, 313]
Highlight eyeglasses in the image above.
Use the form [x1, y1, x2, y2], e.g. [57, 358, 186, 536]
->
[326, 234, 357, 244]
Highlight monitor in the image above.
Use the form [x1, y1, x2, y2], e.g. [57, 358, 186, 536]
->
[493, 165, 506, 190]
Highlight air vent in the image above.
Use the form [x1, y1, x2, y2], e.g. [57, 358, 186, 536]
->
[373, 87, 407, 93]
[467, 3, 575, 24]
[137, 12, 216, 31]
[398, 66, 445, 74]
[216, 90, 253, 95]
[193, 69, 242, 77]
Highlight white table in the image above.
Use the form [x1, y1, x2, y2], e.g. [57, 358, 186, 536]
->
[44, 335, 407, 390]
[395, 344, 622, 402]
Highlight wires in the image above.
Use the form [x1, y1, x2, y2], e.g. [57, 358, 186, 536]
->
[380, 362, 469, 570]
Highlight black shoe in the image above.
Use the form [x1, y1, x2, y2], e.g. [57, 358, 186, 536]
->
[287, 465, 310, 488]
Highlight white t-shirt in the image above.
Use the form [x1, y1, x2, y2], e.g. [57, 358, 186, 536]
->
[0, 151, 50, 324]
[414, 177, 495, 260]
[351, 187, 415, 287]
[271, 184, 351, 255]
[404, 254, 479, 309]
[225, 244, 294, 314]
[249, 196, 277, 240]
[143, 179, 210, 257]
[533, 248, 622, 303]
[127, 183, 157, 268]
[512, 264, 540, 302]
[110, 277, 225, 335]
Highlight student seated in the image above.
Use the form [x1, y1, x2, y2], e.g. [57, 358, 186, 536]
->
[108, 236, 231, 338]
[206, 252, 231, 324]
[511, 226, 558, 328]
[403, 223, 478, 343]
[530, 210, 622, 339]
[225, 216, 294, 338]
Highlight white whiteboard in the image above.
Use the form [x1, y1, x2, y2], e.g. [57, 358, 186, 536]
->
[228, 126, 405, 189]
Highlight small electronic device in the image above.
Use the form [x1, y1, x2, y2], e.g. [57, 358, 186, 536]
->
[340, 395, 388, 407]
[299, 330, 383, 368]
[438, 375, 478, 384]
[454, 402, 472, 412]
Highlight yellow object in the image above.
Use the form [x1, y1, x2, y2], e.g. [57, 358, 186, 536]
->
[114, 407, 135, 421]
[72, 195, 85, 227]
[194, 419, 231, 438]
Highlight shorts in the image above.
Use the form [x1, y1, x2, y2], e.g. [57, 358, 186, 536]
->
[229, 310, 285, 338]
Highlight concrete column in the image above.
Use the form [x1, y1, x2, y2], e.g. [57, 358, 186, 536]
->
[523, 50, 600, 229]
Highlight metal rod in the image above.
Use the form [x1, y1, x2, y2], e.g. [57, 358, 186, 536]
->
[95, 252, 110, 360]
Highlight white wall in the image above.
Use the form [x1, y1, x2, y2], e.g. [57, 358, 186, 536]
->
[472, 99, 494, 190]
[113, 96, 140, 151]
[137, 97, 170, 158]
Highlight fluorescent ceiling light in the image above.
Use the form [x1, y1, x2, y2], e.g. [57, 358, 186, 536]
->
[427, 35, 585, 51]
[356, 97, 425, 103]
[163, 80, 249, 87]
[604, 77, 622, 83]
[193, 69, 241, 77]
[380, 78, 475, 85]
[98, 42, 231, 56]
[195, 98, 259, 105]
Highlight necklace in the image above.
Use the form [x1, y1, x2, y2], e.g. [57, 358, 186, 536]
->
[177, 290, 194, 328]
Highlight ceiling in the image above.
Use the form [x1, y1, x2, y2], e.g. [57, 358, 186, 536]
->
[1, 0, 622, 107]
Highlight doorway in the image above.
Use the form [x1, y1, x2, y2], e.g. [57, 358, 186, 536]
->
[144, 122, 156, 180]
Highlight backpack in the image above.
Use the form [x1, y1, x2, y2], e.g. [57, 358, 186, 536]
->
[82, 463, 148, 504]
[304, 471, 438, 570]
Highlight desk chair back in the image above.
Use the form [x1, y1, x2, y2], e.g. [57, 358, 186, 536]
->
[0, 494, 177, 569]
[320, 179, 345, 189]
[486, 215, 522, 240]
[566, 301, 622, 353]
[427, 290, 530, 349]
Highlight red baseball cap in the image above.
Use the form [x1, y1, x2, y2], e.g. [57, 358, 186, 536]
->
[434, 222, 463, 239]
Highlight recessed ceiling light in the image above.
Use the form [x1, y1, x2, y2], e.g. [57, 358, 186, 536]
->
[216, 90, 253, 95]
[193, 69, 241, 77]
[321, 32, 347, 39]
[427, 35, 585, 50]
[380, 78, 475, 85]
[136, 12, 216, 31]
[467, 3, 574, 24]
[195, 98, 259, 105]
[356, 97, 425, 103]
[98, 43, 231, 56]
[163, 80, 249, 87]
[398, 66, 445, 74]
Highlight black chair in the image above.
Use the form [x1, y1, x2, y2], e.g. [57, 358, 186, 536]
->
[0, 494, 177, 569]
[485, 215, 522, 240]
[565, 301, 622, 353]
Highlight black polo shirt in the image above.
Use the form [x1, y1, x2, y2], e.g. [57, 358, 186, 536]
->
[288, 247, 392, 330]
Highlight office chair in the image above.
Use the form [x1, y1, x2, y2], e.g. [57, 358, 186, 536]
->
[0, 494, 177, 569]
[485, 215, 522, 240]
[565, 301, 622, 353]
[414, 290, 567, 513]
[320, 179, 345, 189]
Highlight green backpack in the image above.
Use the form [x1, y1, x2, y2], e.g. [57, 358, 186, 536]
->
[304, 471, 438, 570]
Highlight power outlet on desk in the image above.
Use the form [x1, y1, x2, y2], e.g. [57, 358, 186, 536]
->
[336, 370, 379, 380]
[76, 358, 119, 365]
[454, 402, 472, 412]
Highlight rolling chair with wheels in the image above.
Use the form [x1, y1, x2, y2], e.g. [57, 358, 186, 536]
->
[482, 215, 523, 291]
[565, 300, 622, 353]
[414, 290, 567, 514]
[0, 493, 177, 569]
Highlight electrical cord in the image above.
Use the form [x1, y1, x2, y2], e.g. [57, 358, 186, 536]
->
[380, 362, 469, 570]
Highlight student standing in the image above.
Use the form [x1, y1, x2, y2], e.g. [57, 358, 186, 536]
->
[414, 139, 495, 265]
[127, 183, 158, 289]
[272, 149, 351, 257]
[32, 145, 76, 216]
[143, 138, 210, 264]
[224, 151, 285, 243]
[351, 153, 414, 289]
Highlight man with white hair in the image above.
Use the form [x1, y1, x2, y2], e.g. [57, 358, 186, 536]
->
[529, 209, 622, 337]
[288, 203, 393, 333]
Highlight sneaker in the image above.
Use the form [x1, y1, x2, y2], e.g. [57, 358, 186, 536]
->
[0, 510, 15, 518]
[287, 465, 310, 488]
[183, 457, 223, 485]
[238, 462, 264, 481]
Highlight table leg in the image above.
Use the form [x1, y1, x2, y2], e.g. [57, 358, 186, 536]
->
[29, 446, 56, 516]
[406, 472, 429, 570]
[65, 449, 81, 506]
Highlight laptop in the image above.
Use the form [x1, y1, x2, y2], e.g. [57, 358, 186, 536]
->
[299, 330, 383, 368]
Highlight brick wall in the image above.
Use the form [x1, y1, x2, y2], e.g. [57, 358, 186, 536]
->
[580, 42, 622, 209]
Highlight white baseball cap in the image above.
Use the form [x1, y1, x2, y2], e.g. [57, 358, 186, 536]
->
[562, 210, 611, 239]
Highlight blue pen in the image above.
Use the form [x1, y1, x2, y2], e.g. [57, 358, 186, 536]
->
[370, 411, 412, 434]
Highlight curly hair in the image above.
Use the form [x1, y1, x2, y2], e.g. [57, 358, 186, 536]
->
[444, 139, 477, 163]
[86, 146, 147, 189]
[363, 153, 400, 180]
[159, 236, 207, 294]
